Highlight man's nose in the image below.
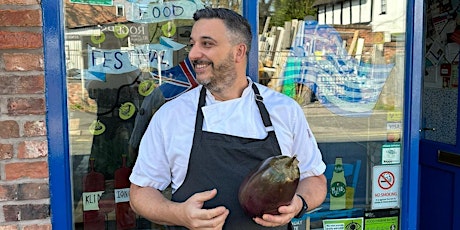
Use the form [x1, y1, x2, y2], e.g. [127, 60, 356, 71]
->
[188, 45, 201, 60]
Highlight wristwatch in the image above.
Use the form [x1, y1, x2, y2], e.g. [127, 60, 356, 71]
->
[294, 194, 308, 218]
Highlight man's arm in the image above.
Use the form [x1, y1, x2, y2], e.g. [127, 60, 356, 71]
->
[129, 184, 230, 229]
[295, 174, 327, 211]
[129, 184, 178, 225]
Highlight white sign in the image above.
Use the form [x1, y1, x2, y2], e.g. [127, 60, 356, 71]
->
[115, 188, 130, 203]
[86, 36, 185, 80]
[386, 122, 402, 130]
[131, 37, 185, 70]
[382, 143, 401, 164]
[323, 223, 344, 230]
[82, 191, 105, 211]
[125, 0, 205, 23]
[101, 23, 149, 43]
[87, 45, 138, 75]
[371, 165, 400, 209]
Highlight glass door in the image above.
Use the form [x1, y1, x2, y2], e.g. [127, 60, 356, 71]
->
[420, 1, 460, 229]
[258, 0, 406, 228]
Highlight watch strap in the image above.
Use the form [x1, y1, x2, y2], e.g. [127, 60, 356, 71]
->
[294, 194, 308, 218]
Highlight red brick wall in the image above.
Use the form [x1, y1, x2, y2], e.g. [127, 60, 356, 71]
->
[0, 1, 51, 229]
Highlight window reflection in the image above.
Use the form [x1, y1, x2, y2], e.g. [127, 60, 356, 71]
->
[258, 0, 405, 228]
[65, 0, 241, 229]
[64, 0, 406, 228]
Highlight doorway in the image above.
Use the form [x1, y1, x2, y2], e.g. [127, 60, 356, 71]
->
[420, 0, 460, 229]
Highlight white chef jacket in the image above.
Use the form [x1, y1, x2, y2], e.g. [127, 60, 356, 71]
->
[130, 78, 326, 193]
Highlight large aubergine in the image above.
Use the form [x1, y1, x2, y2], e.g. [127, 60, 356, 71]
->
[238, 155, 300, 218]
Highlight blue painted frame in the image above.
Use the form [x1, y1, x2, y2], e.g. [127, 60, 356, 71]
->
[42, 0, 421, 228]
[401, 0, 423, 229]
[41, 0, 74, 229]
[242, 0, 259, 82]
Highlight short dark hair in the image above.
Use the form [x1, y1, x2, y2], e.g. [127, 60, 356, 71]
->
[193, 7, 252, 55]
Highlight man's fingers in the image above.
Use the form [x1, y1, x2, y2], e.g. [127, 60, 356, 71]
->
[186, 206, 229, 229]
[191, 188, 218, 203]
[253, 212, 292, 227]
[182, 189, 229, 229]
[202, 206, 229, 220]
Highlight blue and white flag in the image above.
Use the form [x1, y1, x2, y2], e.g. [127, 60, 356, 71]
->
[283, 20, 395, 117]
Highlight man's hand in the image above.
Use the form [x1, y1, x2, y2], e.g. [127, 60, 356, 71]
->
[253, 174, 327, 227]
[130, 185, 229, 229]
[252, 194, 302, 227]
[179, 189, 230, 230]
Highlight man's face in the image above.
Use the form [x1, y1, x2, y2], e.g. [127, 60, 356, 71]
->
[189, 18, 237, 93]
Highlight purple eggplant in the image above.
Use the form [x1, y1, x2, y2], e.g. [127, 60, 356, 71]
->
[238, 155, 300, 218]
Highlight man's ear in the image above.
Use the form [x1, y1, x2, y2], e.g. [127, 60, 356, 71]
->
[235, 43, 247, 63]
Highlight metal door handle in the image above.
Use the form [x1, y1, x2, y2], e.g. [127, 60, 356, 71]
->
[419, 127, 436, 132]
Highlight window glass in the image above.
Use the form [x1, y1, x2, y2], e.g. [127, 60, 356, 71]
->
[258, 0, 405, 228]
[65, 0, 241, 229]
[64, 0, 407, 228]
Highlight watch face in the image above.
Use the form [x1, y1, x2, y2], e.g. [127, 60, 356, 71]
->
[301, 202, 307, 213]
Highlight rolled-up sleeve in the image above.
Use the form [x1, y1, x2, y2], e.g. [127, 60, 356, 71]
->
[289, 103, 326, 179]
[129, 113, 171, 191]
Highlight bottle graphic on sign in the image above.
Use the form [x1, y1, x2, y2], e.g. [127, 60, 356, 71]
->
[83, 157, 105, 230]
[330, 157, 347, 210]
[115, 154, 136, 229]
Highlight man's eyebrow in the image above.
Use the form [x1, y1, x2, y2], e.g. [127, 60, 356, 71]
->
[190, 35, 216, 42]
[201, 36, 214, 40]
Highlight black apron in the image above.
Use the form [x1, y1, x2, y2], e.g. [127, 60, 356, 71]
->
[169, 84, 288, 230]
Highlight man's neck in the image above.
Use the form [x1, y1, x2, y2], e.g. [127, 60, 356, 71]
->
[209, 77, 249, 101]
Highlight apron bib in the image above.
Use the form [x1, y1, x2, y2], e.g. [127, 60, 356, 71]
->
[170, 84, 288, 230]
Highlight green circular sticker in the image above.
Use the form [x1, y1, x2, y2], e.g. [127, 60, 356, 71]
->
[91, 32, 106, 45]
[119, 102, 136, 120]
[138, 80, 156, 96]
[114, 24, 129, 39]
[89, 120, 106, 136]
[161, 21, 176, 37]
[330, 181, 347, 197]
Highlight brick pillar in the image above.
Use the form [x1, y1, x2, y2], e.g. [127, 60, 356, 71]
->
[0, 2, 52, 229]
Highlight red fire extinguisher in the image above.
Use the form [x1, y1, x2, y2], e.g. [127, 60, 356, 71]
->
[82, 157, 105, 230]
[114, 154, 136, 229]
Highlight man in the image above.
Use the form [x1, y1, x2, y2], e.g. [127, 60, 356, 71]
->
[129, 8, 327, 229]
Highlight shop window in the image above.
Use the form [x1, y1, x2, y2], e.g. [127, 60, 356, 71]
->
[64, 0, 242, 229]
[259, 0, 406, 229]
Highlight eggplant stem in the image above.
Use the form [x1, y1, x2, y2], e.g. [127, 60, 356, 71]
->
[287, 156, 297, 167]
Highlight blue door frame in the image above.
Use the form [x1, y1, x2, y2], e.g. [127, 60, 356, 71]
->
[402, 0, 423, 229]
[42, 0, 422, 229]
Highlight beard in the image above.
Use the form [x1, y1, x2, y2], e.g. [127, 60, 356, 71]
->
[196, 52, 237, 94]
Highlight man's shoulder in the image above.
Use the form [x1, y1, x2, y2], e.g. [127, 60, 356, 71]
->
[255, 83, 298, 105]
[157, 85, 201, 112]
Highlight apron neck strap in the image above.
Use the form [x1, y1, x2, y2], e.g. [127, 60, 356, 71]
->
[251, 84, 273, 128]
[195, 84, 274, 130]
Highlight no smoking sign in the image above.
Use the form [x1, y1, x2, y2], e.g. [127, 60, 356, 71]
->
[372, 165, 400, 209]
[378, 171, 395, 189]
